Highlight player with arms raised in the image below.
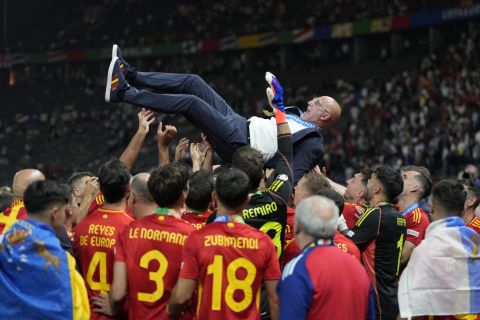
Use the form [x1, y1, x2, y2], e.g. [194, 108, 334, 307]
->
[167, 168, 281, 320]
[73, 159, 133, 320]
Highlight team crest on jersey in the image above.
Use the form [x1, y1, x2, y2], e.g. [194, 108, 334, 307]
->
[7, 228, 30, 245]
[277, 174, 289, 181]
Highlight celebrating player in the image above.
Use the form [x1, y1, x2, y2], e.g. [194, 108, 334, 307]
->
[73, 159, 133, 320]
[284, 177, 361, 264]
[399, 180, 480, 319]
[104, 164, 196, 319]
[346, 166, 406, 320]
[167, 168, 281, 320]
[0, 169, 45, 234]
[396, 166, 432, 267]
[105, 44, 341, 184]
[0, 180, 90, 320]
[206, 71, 293, 263]
[182, 170, 214, 229]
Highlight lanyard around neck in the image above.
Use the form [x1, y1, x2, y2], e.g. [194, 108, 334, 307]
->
[302, 238, 334, 253]
[214, 214, 245, 224]
[154, 207, 177, 216]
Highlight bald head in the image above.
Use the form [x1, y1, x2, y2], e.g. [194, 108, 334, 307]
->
[12, 169, 45, 198]
[300, 96, 341, 128]
[295, 195, 339, 239]
[130, 173, 154, 203]
[321, 96, 341, 124]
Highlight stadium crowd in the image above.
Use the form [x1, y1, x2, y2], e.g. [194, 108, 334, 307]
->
[8, 0, 461, 52]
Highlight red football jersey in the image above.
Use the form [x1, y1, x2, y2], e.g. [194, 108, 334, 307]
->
[73, 207, 133, 320]
[282, 207, 296, 265]
[342, 202, 366, 230]
[180, 222, 281, 320]
[467, 217, 480, 234]
[284, 207, 295, 242]
[283, 231, 361, 265]
[0, 199, 27, 235]
[116, 214, 195, 320]
[404, 207, 430, 246]
[334, 231, 361, 261]
[88, 193, 136, 220]
[182, 210, 210, 230]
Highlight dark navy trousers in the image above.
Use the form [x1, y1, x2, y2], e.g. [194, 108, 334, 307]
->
[123, 72, 249, 162]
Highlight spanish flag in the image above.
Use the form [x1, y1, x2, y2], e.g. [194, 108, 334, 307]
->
[0, 219, 90, 319]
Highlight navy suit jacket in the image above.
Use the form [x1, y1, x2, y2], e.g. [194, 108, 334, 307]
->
[266, 106, 324, 185]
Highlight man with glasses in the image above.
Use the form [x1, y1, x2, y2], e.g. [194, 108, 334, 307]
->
[105, 44, 342, 184]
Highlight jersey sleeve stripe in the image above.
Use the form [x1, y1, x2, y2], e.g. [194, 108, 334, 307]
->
[356, 207, 375, 227]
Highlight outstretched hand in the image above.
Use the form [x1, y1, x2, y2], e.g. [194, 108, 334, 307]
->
[265, 72, 285, 113]
[84, 177, 99, 198]
[201, 132, 212, 152]
[157, 122, 177, 146]
[175, 137, 189, 161]
[190, 143, 207, 164]
[137, 108, 156, 133]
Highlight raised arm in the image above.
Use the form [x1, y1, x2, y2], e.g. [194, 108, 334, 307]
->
[119, 108, 155, 170]
[265, 72, 293, 202]
[175, 137, 190, 162]
[201, 133, 213, 173]
[315, 166, 347, 196]
[156, 122, 177, 166]
[190, 143, 206, 173]
[74, 176, 99, 225]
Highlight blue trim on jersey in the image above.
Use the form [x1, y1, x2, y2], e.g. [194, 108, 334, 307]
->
[278, 249, 315, 320]
[401, 202, 419, 217]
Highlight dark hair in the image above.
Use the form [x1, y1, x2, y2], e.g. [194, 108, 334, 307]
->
[98, 159, 131, 203]
[186, 170, 213, 211]
[24, 180, 70, 214]
[431, 179, 466, 216]
[213, 165, 230, 178]
[215, 168, 250, 209]
[232, 146, 263, 192]
[60, 184, 74, 204]
[466, 186, 480, 209]
[303, 173, 331, 195]
[314, 188, 345, 213]
[148, 163, 190, 207]
[375, 166, 403, 201]
[360, 168, 373, 187]
[402, 166, 433, 198]
[0, 193, 14, 212]
[67, 171, 95, 189]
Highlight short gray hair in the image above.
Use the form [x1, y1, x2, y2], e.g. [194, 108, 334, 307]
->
[295, 195, 339, 239]
[130, 173, 154, 203]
